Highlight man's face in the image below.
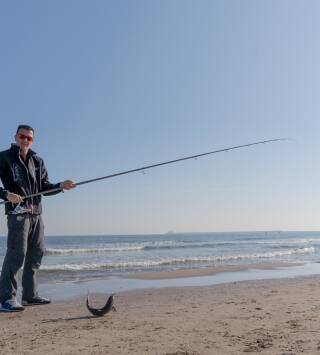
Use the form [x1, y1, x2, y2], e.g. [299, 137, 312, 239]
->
[15, 129, 34, 151]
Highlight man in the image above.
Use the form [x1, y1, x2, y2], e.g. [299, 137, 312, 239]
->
[0, 124, 75, 312]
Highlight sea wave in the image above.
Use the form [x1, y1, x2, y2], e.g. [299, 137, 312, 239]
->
[44, 238, 320, 255]
[44, 241, 231, 255]
[45, 246, 145, 255]
[41, 247, 315, 271]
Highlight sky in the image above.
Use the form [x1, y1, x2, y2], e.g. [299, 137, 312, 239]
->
[1, 0, 320, 235]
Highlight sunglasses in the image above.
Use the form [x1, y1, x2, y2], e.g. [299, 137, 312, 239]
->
[18, 133, 33, 142]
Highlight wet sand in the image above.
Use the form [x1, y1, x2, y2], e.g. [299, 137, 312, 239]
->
[126, 262, 302, 280]
[2, 275, 320, 354]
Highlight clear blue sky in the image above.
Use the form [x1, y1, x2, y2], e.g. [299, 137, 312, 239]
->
[1, 1, 319, 235]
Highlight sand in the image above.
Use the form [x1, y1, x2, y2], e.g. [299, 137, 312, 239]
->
[126, 262, 302, 280]
[2, 274, 320, 354]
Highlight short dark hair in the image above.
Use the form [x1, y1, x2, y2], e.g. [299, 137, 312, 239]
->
[16, 124, 34, 134]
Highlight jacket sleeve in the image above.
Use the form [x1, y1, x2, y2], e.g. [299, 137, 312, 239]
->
[0, 153, 8, 201]
[41, 160, 62, 196]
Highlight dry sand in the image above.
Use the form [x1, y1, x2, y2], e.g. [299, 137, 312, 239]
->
[2, 275, 320, 354]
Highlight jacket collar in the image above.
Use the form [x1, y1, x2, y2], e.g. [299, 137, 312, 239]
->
[10, 143, 36, 157]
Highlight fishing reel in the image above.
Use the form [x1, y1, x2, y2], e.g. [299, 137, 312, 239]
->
[11, 202, 33, 215]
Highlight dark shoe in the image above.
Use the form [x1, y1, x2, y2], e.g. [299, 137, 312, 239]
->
[22, 296, 51, 306]
[0, 298, 25, 312]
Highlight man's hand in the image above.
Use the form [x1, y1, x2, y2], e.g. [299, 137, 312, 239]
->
[60, 180, 76, 190]
[7, 192, 24, 204]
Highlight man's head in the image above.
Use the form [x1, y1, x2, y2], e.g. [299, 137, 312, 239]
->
[15, 124, 34, 152]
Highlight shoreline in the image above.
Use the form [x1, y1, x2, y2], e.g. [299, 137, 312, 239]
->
[2, 275, 320, 354]
[34, 261, 320, 301]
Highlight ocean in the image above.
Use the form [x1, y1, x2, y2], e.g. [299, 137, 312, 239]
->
[1, 231, 319, 284]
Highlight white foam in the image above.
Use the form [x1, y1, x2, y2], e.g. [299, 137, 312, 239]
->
[41, 247, 315, 271]
[45, 245, 145, 255]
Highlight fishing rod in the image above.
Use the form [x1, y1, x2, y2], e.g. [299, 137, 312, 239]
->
[0, 138, 287, 205]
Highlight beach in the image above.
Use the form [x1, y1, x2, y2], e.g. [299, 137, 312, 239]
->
[1, 232, 320, 354]
[2, 273, 320, 354]
[1, 231, 320, 354]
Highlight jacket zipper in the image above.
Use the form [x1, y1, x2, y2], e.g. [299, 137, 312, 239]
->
[19, 155, 34, 214]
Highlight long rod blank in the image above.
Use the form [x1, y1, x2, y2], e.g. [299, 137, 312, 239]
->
[0, 138, 286, 205]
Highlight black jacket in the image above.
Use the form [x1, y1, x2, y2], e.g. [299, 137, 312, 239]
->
[0, 144, 61, 215]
